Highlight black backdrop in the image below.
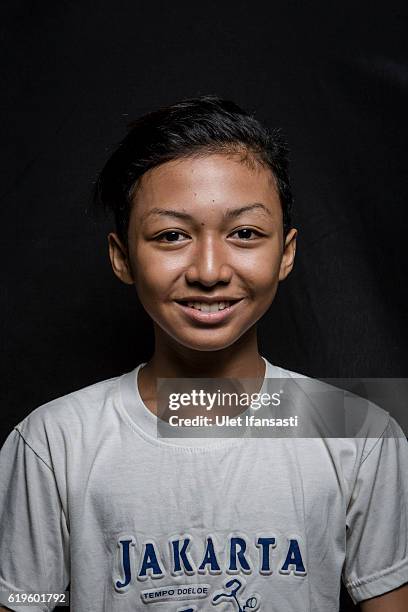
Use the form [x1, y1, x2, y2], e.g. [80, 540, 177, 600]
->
[1, 2, 407, 608]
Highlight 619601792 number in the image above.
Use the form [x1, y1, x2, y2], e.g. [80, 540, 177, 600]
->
[4, 591, 69, 606]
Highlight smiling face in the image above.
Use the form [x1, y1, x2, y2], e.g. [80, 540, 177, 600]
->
[109, 153, 297, 352]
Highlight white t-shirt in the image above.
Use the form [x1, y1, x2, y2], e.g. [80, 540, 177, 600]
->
[0, 357, 407, 611]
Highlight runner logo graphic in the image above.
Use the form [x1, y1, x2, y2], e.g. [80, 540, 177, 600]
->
[212, 577, 261, 611]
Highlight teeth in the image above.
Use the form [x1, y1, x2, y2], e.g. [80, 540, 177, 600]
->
[186, 301, 231, 311]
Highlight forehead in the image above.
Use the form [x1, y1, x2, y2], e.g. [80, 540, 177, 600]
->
[131, 154, 282, 221]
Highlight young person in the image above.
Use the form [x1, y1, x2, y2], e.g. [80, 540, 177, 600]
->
[0, 96, 407, 611]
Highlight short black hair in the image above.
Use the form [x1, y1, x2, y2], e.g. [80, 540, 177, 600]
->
[93, 95, 293, 245]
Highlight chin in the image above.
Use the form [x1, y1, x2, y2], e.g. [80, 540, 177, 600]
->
[169, 332, 245, 353]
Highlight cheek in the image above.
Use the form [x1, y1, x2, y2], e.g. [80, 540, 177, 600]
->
[253, 273, 281, 304]
[130, 247, 180, 302]
[135, 269, 168, 303]
[238, 246, 282, 294]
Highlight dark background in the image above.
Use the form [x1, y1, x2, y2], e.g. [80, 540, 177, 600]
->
[1, 2, 407, 609]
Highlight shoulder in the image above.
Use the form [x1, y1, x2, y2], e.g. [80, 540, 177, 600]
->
[263, 358, 393, 457]
[14, 373, 125, 464]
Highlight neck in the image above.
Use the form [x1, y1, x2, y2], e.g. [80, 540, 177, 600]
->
[137, 326, 266, 414]
[148, 324, 264, 378]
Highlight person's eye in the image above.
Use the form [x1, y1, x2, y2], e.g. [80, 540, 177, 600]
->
[229, 228, 264, 240]
[155, 230, 190, 243]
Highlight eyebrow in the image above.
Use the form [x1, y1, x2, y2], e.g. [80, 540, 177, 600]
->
[142, 203, 272, 223]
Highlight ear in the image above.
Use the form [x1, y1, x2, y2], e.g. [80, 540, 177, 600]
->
[108, 232, 134, 285]
[279, 228, 297, 281]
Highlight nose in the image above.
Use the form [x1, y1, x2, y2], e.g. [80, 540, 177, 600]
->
[184, 234, 233, 287]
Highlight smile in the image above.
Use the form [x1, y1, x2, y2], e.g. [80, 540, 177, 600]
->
[175, 299, 243, 324]
[187, 301, 233, 312]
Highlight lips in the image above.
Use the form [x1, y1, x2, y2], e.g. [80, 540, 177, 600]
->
[175, 299, 243, 324]
[184, 300, 237, 312]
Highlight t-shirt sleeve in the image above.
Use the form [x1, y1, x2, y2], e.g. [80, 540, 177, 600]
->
[0, 427, 70, 612]
[343, 415, 408, 604]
